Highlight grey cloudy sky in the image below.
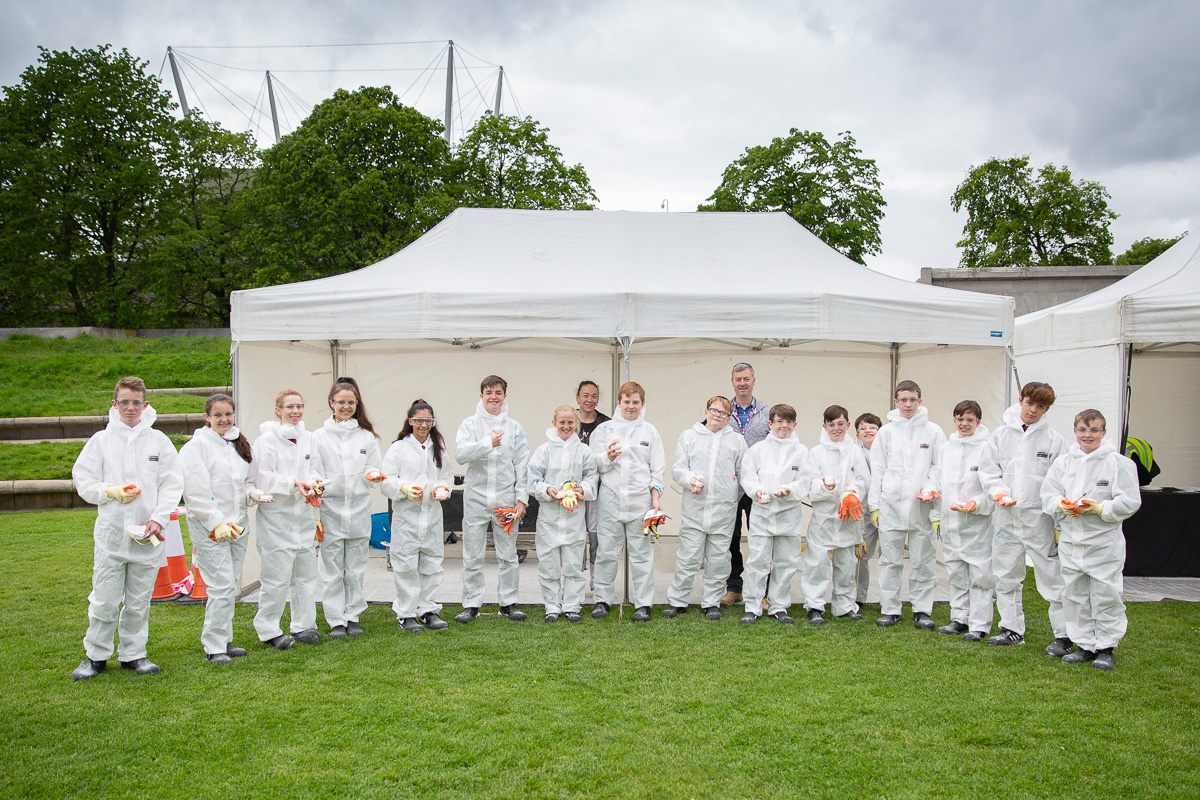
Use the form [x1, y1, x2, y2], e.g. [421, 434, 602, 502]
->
[4, 0, 1198, 279]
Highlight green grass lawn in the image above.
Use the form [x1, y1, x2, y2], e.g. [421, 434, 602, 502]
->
[2, 509, 1198, 799]
[0, 334, 230, 417]
[0, 436, 190, 481]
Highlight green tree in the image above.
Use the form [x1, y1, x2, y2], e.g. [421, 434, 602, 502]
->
[0, 45, 181, 326]
[1115, 234, 1185, 266]
[950, 156, 1117, 269]
[146, 115, 259, 326]
[453, 112, 598, 209]
[238, 86, 454, 286]
[698, 129, 885, 264]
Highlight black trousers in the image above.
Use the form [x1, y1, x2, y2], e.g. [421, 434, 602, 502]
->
[726, 493, 753, 592]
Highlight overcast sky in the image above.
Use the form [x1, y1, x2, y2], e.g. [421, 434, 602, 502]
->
[4, 0, 1197, 279]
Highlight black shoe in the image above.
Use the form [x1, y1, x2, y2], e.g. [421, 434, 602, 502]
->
[346, 621, 364, 637]
[292, 629, 321, 645]
[119, 657, 160, 675]
[876, 614, 900, 627]
[988, 629, 1025, 647]
[71, 658, 106, 681]
[398, 617, 425, 634]
[591, 602, 610, 619]
[329, 625, 348, 639]
[226, 644, 248, 658]
[420, 612, 448, 630]
[265, 634, 295, 650]
[913, 612, 936, 631]
[499, 605, 527, 621]
[1092, 649, 1116, 671]
[836, 610, 864, 621]
[455, 607, 479, 624]
[661, 606, 687, 618]
[632, 606, 651, 622]
[205, 653, 233, 665]
[962, 630, 987, 642]
[740, 612, 759, 624]
[564, 612, 583, 623]
[544, 613, 560, 623]
[771, 611, 795, 624]
[806, 609, 825, 625]
[938, 621, 969, 635]
[1045, 637, 1075, 658]
[1063, 647, 1097, 664]
[703, 606, 722, 621]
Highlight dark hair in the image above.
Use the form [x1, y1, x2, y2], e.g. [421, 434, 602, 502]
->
[823, 404, 848, 424]
[481, 375, 508, 393]
[1020, 381, 1057, 407]
[953, 400, 983, 420]
[770, 403, 797, 423]
[329, 377, 379, 438]
[205, 393, 252, 464]
[894, 380, 922, 399]
[397, 399, 445, 469]
[855, 412, 882, 430]
[576, 380, 600, 397]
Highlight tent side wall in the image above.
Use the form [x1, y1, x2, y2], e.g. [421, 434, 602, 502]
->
[897, 345, 1010, 432]
[1014, 343, 1123, 451]
[1128, 347, 1200, 486]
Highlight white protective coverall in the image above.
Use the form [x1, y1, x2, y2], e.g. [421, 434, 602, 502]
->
[589, 410, 666, 608]
[71, 405, 184, 662]
[529, 429, 599, 614]
[869, 407, 946, 616]
[380, 435, 454, 620]
[454, 400, 530, 608]
[739, 431, 810, 616]
[667, 422, 747, 609]
[251, 420, 324, 640]
[979, 404, 1067, 638]
[311, 417, 383, 629]
[855, 439, 879, 604]
[933, 426, 996, 633]
[1040, 439, 1141, 652]
[803, 429, 870, 616]
[180, 424, 255, 656]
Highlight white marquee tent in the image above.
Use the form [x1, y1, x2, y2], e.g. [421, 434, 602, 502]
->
[229, 209, 1015, 589]
[1014, 234, 1200, 487]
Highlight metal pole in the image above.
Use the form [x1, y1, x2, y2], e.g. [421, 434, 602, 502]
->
[494, 66, 504, 114]
[444, 40, 455, 143]
[266, 71, 282, 144]
[889, 342, 899, 406]
[167, 47, 190, 116]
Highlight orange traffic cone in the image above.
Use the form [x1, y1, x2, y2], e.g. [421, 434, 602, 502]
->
[151, 509, 189, 603]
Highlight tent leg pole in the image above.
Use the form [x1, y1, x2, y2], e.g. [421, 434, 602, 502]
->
[889, 343, 899, 406]
[1120, 341, 1133, 447]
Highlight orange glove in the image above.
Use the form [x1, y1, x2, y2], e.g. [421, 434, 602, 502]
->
[304, 493, 321, 508]
[917, 490, 940, 502]
[559, 481, 583, 512]
[838, 492, 863, 521]
[314, 519, 325, 543]
[642, 511, 669, 539]
[364, 469, 385, 482]
[494, 507, 519, 536]
[1058, 498, 1080, 517]
[993, 492, 1016, 507]
[854, 542, 868, 559]
[106, 484, 141, 503]
[1076, 498, 1104, 516]
[950, 500, 978, 513]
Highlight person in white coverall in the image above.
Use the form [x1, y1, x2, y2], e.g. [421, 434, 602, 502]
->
[853, 413, 882, 605]
[70, 377, 184, 681]
[311, 378, 384, 638]
[589, 381, 666, 621]
[739, 404, 810, 624]
[454, 376, 531, 623]
[930, 400, 995, 641]
[530, 405, 599, 622]
[665, 396, 747, 621]
[1041, 410, 1141, 671]
[978, 381, 1073, 657]
[803, 405, 870, 624]
[180, 394, 261, 664]
[251, 388, 325, 649]
[869, 381, 946, 630]
[381, 400, 454, 633]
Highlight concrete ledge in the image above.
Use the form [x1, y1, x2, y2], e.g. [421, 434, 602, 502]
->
[0, 480, 91, 512]
[0, 413, 206, 441]
[145, 386, 232, 396]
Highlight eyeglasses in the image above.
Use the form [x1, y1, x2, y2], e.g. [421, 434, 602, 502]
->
[208, 412, 235, 419]
[825, 420, 850, 428]
[771, 419, 796, 426]
[332, 400, 357, 406]
[279, 403, 305, 411]
[1074, 426, 1105, 434]
[410, 418, 436, 426]
[706, 409, 731, 418]
[954, 416, 979, 423]
[115, 399, 144, 408]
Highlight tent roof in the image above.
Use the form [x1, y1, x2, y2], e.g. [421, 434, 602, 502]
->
[231, 209, 1013, 345]
[1015, 234, 1200, 353]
